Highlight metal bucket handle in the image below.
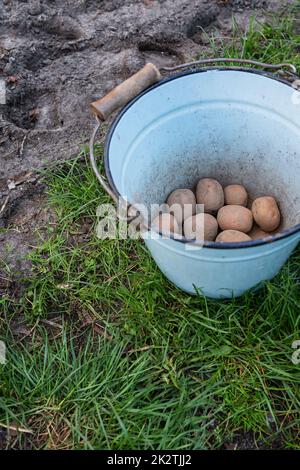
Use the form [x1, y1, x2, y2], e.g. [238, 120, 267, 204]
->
[89, 58, 298, 221]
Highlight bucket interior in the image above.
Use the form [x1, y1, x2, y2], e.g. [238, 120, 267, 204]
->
[106, 69, 300, 232]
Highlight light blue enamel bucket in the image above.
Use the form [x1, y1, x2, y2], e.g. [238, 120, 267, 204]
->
[90, 59, 300, 299]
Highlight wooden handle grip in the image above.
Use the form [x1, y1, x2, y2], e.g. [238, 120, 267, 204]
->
[90, 63, 161, 120]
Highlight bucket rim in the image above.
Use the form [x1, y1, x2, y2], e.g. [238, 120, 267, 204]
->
[104, 66, 300, 249]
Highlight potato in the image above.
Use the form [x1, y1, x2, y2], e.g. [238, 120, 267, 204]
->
[224, 184, 248, 207]
[216, 230, 252, 243]
[252, 196, 281, 232]
[152, 213, 179, 235]
[166, 188, 196, 225]
[196, 178, 224, 213]
[184, 213, 218, 241]
[217, 205, 253, 233]
[248, 225, 273, 240]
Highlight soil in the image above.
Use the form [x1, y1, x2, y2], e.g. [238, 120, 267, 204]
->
[0, 0, 295, 450]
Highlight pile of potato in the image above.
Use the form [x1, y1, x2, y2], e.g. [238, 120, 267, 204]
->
[152, 178, 281, 243]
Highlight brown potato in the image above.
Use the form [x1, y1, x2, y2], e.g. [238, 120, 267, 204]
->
[217, 205, 253, 233]
[216, 230, 252, 243]
[184, 213, 218, 241]
[196, 178, 224, 213]
[248, 225, 273, 240]
[152, 213, 179, 235]
[166, 188, 196, 225]
[224, 184, 248, 207]
[252, 196, 281, 232]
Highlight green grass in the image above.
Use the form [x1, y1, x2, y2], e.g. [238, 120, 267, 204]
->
[1, 10, 300, 450]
